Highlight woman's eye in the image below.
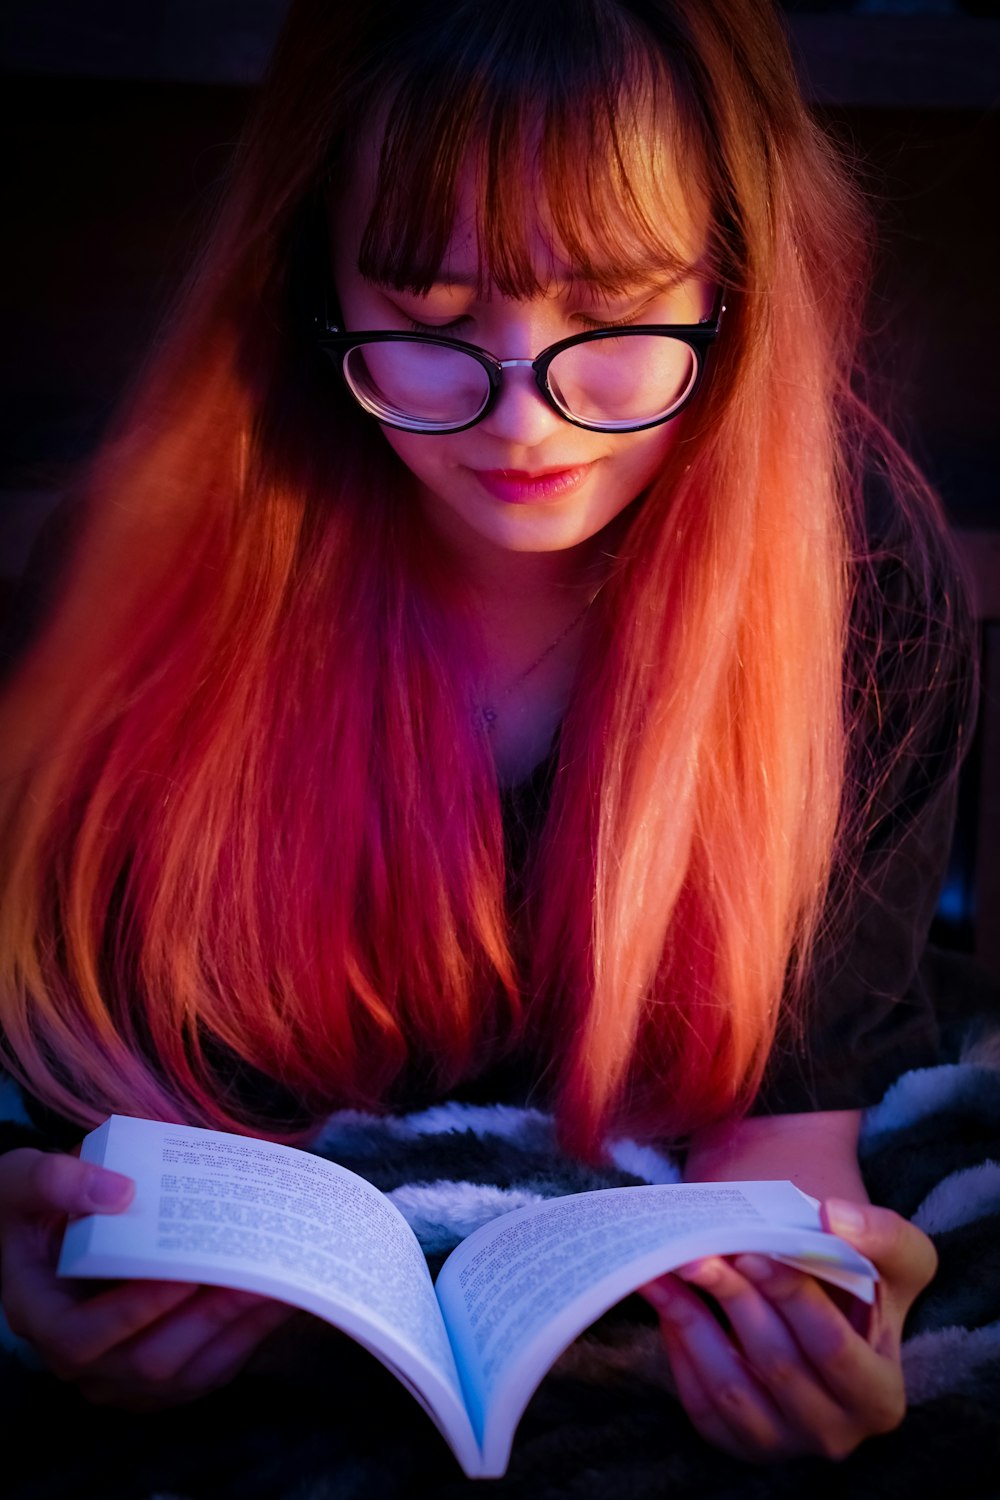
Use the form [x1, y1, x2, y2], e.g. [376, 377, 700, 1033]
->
[405, 315, 471, 336]
[574, 283, 696, 332]
[575, 309, 645, 333]
[574, 291, 664, 331]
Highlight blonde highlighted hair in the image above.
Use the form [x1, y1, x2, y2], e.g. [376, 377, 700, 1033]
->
[0, 0, 975, 1155]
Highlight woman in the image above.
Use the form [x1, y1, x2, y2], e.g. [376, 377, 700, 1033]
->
[0, 0, 977, 1467]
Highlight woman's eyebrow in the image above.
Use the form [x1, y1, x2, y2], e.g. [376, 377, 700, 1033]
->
[371, 268, 479, 292]
[585, 248, 715, 291]
[576, 266, 693, 297]
[375, 258, 699, 296]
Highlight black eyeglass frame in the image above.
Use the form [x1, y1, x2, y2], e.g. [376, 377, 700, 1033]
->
[314, 288, 726, 435]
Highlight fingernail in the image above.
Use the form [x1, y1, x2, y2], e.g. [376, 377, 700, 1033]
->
[642, 1279, 680, 1317]
[826, 1199, 866, 1236]
[680, 1257, 722, 1287]
[735, 1253, 774, 1282]
[642, 1279, 672, 1309]
[86, 1169, 134, 1209]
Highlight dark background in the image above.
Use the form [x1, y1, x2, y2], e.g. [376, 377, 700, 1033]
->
[1, 1, 998, 974]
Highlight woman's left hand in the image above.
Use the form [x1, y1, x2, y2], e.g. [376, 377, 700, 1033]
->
[640, 1199, 937, 1463]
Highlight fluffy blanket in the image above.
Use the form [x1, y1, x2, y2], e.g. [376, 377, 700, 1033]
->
[4, 1032, 1000, 1500]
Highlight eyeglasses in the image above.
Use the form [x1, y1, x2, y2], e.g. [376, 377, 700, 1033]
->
[315, 289, 725, 435]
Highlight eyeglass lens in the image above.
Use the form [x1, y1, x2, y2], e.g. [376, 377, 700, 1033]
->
[341, 336, 699, 430]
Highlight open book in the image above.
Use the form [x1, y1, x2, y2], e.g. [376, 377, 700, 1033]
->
[58, 1114, 878, 1479]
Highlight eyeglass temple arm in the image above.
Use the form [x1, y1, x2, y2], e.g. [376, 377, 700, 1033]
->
[315, 283, 341, 336]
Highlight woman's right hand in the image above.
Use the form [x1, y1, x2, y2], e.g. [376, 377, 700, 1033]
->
[0, 1146, 294, 1410]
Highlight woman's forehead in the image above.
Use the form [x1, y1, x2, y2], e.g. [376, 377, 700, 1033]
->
[336, 127, 710, 298]
[397, 226, 703, 303]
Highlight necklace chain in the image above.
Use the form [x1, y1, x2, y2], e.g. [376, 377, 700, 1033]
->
[477, 587, 601, 730]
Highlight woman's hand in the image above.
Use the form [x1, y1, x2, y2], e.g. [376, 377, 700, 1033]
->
[0, 1146, 294, 1410]
[640, 1198, 937, 1462]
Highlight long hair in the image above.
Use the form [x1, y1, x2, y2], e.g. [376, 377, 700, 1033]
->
[0, 0, 975, 1155]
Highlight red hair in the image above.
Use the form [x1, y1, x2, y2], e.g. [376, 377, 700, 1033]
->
[0, 0, 974, 1156]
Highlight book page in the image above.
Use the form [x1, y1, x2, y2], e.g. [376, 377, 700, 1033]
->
[58, 1116, 481, 1475]
[434, 1180, 876, 1476]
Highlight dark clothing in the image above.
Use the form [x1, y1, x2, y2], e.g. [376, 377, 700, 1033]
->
[758, 479, 981, 1115]
[491, 727, 965, 1117]
[473, 470, 983, 1118]
[0, 478, 984, 1151]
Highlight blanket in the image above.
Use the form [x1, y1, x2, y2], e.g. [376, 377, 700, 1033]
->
[4, 1026, 1000, 1500]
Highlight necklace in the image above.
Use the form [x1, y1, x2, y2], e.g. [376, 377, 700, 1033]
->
[476, 587, 601, 731]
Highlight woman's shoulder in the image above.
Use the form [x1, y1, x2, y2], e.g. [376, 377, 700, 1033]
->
[858, 461, 968, 598]
[852, 462, 978, 759]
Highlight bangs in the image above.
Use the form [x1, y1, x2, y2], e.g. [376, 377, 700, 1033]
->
[352, 0, 720, 298]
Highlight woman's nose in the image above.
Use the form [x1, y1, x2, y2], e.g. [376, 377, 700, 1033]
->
[478, 360, 564, 445]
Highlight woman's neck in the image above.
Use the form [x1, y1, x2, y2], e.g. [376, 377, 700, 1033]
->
[412, 483, 623, 785]
[452, 540, 609, 787]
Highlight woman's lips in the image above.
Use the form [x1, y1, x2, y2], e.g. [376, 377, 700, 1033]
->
[471, 464, 594, 504]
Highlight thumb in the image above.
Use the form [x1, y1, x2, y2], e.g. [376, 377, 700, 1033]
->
[822, 1197, 938, 1297]
[0, 1147, 135, 1221]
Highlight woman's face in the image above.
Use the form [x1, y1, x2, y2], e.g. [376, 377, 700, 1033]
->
[330, 154, 713, 568]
